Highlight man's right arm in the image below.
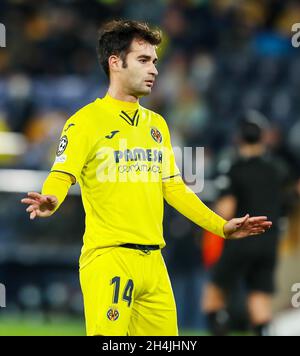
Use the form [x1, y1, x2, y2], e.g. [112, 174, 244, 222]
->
[21, 106, 93, 219]
[21, 171, 73, 219]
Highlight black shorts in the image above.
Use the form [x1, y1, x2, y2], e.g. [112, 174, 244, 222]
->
[210, 236, 278, 294]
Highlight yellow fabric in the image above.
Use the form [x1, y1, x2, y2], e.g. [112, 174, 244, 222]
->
[50, 93, 226, 268]
[41, 171, 73, 214]
[80, 248, 178, 336]
[163, 175, 227, 238]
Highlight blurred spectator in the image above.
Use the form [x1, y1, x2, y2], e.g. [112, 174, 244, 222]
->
[201, 116, 290, 336]
[20, 111, 67, 170]
[167, 83, 209, 147]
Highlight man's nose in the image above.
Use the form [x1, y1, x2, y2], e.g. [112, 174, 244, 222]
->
[150, 64, 158, 76]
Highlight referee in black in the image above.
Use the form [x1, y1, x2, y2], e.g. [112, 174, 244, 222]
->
[202, 116, 287, 336]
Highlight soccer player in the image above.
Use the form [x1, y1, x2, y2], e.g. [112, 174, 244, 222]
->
[21, 20, 272, 336]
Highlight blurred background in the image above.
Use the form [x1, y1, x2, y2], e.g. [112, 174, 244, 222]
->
[0, 0, 300, 336]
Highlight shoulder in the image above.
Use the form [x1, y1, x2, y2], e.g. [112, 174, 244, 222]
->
[225, 158, 245, 180]
[69, 101, 98, 122]
[262, 155, 290, 181]
[140, 106, 169, 130]
[65, 100, 100, 132]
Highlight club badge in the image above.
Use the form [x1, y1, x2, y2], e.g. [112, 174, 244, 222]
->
[150, 127, 162, 144]
[107, 307, 119, 321]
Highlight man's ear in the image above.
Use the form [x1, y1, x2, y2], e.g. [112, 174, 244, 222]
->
[108, 55, 121, 74]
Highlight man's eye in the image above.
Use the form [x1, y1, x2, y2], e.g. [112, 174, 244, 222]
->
[139, 59, 147, 63]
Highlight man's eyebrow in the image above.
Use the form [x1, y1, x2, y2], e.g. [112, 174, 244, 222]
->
[137, 55, 158, 63]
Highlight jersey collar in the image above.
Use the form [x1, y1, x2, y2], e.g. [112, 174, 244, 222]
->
[102, 93, 139, 111]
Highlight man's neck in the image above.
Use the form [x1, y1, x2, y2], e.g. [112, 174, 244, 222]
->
[107, 87, 139, 104]
[239, 144, 265, 158]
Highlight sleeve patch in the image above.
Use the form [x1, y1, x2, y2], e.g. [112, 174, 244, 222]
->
[56, 135, 68, 156]
[54, 154, 67, 163]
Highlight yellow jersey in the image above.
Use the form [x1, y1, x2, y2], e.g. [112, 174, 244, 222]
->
[51, 94, 180, 268]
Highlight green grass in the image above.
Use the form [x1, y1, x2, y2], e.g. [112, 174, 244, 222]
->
[0, 314, 248, 336]
[0, 314, 85, 336]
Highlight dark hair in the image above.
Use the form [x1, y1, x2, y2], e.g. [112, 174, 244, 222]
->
[97, 20, 162, 77]
[239, 119, 262, 144]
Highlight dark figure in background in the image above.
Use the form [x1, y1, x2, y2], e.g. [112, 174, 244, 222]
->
[202, 117, 287, 336]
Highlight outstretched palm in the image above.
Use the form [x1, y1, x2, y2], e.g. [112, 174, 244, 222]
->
[224, 214, 272, 239]
[21, 192, 58, 220]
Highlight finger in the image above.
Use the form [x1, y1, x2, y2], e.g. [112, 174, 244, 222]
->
[26, 205, 33, 213]
[235, 214, 250, 227]
[30, 210, 36, 220]
[248, 216, 268, 223]
[249, 224, 261, 228]
[250, 222, 272, 228]
[248, 222, 271, 229]
[250, 232, 263, 236]
[258, 221, 272, 227]
[251, 222, 272, 230]
[250, 228, 267, 235]
[249, 225, 266, 231]
[21, 198, 39, 205]
[26, 205, 38, 213]
[249, 229, 265, 234]
[247, 220, 271, 228]
[241, 214, 250, 223]
[27, 192, 42, 200]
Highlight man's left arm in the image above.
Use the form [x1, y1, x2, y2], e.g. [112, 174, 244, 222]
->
[163, 175, 227, 237]
[163, 176, 272, 239]
[160, 117, 272, 239]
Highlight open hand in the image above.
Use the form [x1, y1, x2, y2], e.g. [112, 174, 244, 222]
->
[224, 214, 272, 239]
[21, 192, 58, 220]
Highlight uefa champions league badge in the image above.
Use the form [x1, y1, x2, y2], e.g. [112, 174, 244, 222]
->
[107, 307, 120, 321]
[150, 127, 162, 143]
[56, 135, 68, 156]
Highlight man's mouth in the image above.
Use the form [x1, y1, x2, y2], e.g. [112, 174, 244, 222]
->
[145, 80, 154, 87]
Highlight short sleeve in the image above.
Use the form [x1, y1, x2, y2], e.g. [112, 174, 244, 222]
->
[51, 113, 91, 183]
[217, 163, 239, 198]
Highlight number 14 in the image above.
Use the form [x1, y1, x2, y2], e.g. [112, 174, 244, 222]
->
[111, 276, 134, 307]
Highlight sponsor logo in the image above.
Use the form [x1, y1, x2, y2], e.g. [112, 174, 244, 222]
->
[95, 139, 205, 192]
[105, 130, 120, 139]
[114, 148, 163, 164]
[64, 123, 75, 132]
